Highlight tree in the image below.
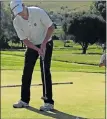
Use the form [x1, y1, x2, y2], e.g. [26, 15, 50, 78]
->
[53, 23, 57, 29]
[61, 12, 71, 46]
[68, 13, 106, 54]
[0, 2, 12, 49]
[0, 2, 21, 49]
[94, 1, 106, 20]
[62, 22, 68, 42]
[90, 1, 106, 21]
[0, 2, 10, 49]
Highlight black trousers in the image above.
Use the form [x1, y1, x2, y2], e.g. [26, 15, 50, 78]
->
[21, 40, 54, 105]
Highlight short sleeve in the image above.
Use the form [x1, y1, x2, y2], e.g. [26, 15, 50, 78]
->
[39, 9, 53, 28]
[13, 21, 27, 40]
[100, 54, 106, 64]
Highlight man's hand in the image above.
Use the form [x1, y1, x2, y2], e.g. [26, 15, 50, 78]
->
[38, 48, 44, 57]
[23, 38, 41, 52]
[23, 39, 45, 57]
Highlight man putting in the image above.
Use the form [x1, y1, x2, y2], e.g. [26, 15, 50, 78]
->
[10, 0, 54, 111]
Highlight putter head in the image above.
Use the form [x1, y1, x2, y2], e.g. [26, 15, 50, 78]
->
[41, 96, 48, 100]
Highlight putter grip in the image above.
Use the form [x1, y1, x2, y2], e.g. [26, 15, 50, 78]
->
[41, 49, 46, 60]
[41, 56, 44, 61]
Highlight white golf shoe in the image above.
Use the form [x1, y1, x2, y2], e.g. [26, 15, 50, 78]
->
[40, 103, 54, 111]
[13, 100, 29, 108]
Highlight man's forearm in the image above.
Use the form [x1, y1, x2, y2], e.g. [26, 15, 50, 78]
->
[23, 38, 39, 51]
[43, 24, 55, 44]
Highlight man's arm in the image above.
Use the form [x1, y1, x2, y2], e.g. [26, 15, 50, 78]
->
[39, 8, 55, 52]
[43, 24, 54, 44]
[40, 24, 55, 51]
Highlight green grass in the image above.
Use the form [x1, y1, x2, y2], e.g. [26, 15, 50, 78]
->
[1, 48, 105, 119]
[1, 70, 105, 119]
[1, 40, 105, 73]
[53, 53, 101, 65]
[1, 51, 105, 73]
[1, 41, 105, 119]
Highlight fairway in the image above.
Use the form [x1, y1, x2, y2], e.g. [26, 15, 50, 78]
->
[1, 70, 105, 119]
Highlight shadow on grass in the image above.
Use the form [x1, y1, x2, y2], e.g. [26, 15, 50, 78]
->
[87, 53, 102, 55]
[25, 106, 87, 119]
[72, 52, 102, 55]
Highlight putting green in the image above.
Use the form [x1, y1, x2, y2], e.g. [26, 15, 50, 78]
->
[1, 70, 105, 119]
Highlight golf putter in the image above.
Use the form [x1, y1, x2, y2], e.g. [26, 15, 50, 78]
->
[41, 50, 47, 100]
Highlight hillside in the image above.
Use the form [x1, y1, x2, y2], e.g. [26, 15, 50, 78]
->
[4, 1, 93, 13]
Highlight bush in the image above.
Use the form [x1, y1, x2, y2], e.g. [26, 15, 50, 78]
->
[52, 35, 59, 40]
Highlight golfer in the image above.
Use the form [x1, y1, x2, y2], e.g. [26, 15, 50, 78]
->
[10, 0, 54, 111]
[99, 53, 106, 67]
